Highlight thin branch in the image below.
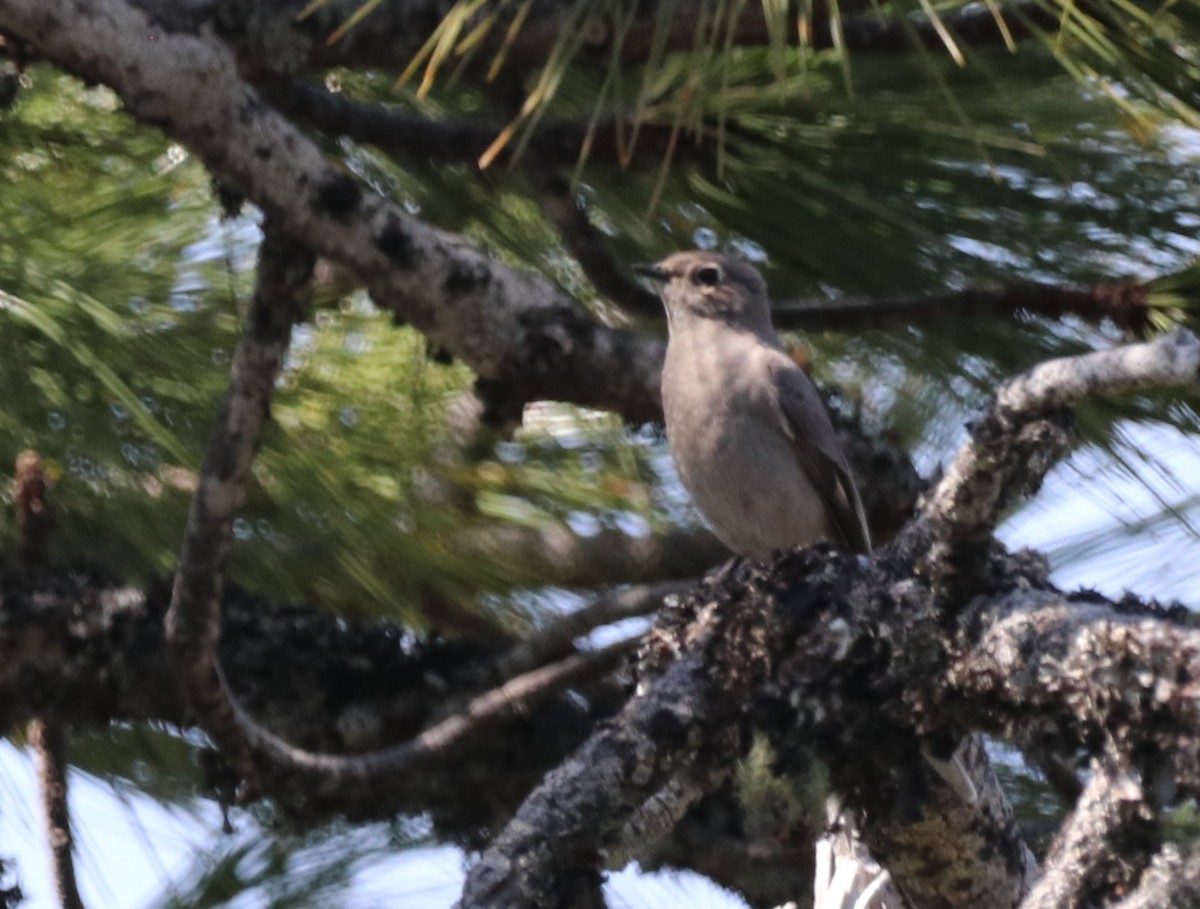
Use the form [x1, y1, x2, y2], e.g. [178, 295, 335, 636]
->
[163, 218, 313, 784]
[15, 452, 84, 909]
[1019, 755, 1157, 909]
[28, 721, 84, 909]
[532, 173, 664, 319]
[196, 0, 1057, 74]
[160, 219, 643, 809]
[492, 580, 691, 680]
[773, 282, 1153, 334]
[221, 633, 639, 809]
[260, 76, 685, 172]
[455, 522, 729, 589]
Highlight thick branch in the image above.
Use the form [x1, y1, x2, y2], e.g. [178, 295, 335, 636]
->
[460, 587, 758, 909]
[1, 0, 667, 424]
[943, 590, 1200, 794]
[1113, 845, 1200, 909]
[462, 546, 1042, 909]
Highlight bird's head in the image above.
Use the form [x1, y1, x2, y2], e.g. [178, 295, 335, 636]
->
[635, 251, 773, 335]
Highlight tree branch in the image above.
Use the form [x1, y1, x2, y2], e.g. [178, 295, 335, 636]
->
[943, 589, 1200, 795]
[773, 281, 1154, 334]
[1112, 844, 1200, 909]
[492, 580, 690, 680]
[920, 328, 1200, 575]
[1, 0, 668, 424]
[459, 583, 758, 909]
[463, 330, 1200, 909]
[1019, 755, 1158, 909]
[185, 0, 1056, 74]
[28, 720, 84, 909]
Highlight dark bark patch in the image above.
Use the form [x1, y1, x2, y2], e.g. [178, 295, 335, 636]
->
[313, 169, 361, 220]
[644, 705, 690, 751]
[375, 214, 416, 268]
[442, 260, 492, 296]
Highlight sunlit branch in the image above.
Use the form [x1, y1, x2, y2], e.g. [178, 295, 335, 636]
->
[921, 328, 1200, 569]
[1111, 844, 1200, 909]
[0, 0, 668, 424]
[945, 589, 1200, 792]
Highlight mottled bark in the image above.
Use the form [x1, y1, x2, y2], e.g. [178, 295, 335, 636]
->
[1019, 756, 1157, 909]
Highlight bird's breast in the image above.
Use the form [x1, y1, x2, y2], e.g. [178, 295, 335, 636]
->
[662, 327, 830, 559]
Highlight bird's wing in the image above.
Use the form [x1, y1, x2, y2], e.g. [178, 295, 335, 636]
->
[766, 353, 872, 554]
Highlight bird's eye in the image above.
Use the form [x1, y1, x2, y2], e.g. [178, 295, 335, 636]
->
[694, 265, 722, 287]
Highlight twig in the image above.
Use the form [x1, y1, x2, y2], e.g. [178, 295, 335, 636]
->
[15, 452, 85, 909]
[492, 580, 691, 679]
[531, 173, 664, 317]
[28, 720, 83, 909]
[773, 282, 1152, 334]
[259, 76, 685, 171]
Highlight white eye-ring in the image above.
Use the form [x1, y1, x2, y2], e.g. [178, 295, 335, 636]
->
[694, 265, 722, 287]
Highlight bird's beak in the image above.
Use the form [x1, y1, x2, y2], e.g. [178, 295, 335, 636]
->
[633, 263, 670, 283]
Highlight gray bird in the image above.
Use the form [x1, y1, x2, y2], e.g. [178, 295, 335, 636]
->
[638, 250, 979, 805]
[636, 250, 871, 560]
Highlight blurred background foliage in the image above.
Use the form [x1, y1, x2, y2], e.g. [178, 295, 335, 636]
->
[4, 1, 1200, 903]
